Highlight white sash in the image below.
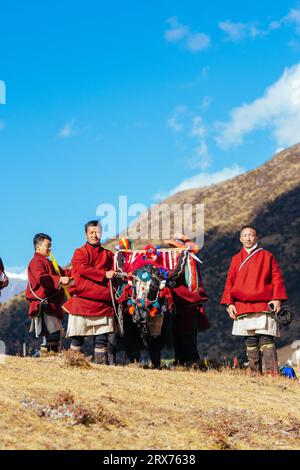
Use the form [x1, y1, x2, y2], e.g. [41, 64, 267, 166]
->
[238, 248, 263, 272]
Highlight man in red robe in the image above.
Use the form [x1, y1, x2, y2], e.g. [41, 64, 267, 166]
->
[220, 225, 288, 375]
[0, 257, 9, 300]
[63, 220, 116, 364]
[26, 233, 70, 353]
[165, 236, 210, 366]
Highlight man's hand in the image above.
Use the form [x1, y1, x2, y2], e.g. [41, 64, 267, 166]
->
[226, 304, 237, 320]
[60, 276, 70, 286]
[268, 300, 281, 314]
[106, 270, 116, 280]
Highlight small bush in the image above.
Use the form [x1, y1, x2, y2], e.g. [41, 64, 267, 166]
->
[62, 350, 91, 369]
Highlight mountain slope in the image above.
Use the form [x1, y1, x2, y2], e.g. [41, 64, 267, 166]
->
[106, 144, 300, 357]
[0, 272, 27, 303]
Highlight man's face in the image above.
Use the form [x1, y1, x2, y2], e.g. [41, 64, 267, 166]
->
[240, 228, 258, 250]
[36, 239, 52, 257]
[86, 225, 102, 245]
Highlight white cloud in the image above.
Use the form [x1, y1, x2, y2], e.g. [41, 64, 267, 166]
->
[165, 17, 211, 52]
[185, 32, 211, 52]
[165, 17, 189, 42]
[167, 108, 211, 169]
[167, 117, 183, 133]
[219, 20, 268, 41]
[166, 105, 187, 133]
[59, 119, 75, 138]
[219, 21, 248, 41]
[200, 96, 212, 110]
[216, 62, 300, 148]
[249, 25, 267, 38]
[189, 116, 211, 169]
[153, 164, 245, 201]
[284, 7, 300, 34]
[190, 116, 205, 139]
[269, 21, 281, 31]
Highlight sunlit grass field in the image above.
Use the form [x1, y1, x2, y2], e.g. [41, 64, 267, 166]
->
[0, 355, 299, 450]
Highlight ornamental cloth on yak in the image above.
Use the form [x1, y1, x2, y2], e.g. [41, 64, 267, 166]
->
[115, 246, 173, 346]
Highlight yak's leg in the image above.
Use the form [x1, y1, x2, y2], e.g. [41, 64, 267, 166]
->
[123, 315, 141, 363]
[148, 336, 162, 369]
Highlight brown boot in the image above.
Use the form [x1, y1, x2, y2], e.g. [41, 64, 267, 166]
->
[261, 344, 279, 375]
[247, 346, 262, 375]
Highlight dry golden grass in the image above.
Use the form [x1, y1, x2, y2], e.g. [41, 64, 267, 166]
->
[0, 355, 299, 450]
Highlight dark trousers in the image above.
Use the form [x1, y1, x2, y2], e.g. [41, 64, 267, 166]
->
[244, 334, 275, 349]
[71, 333, 109, 351]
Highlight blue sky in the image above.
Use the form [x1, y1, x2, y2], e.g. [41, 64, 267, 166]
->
[1, 0, 300, 269]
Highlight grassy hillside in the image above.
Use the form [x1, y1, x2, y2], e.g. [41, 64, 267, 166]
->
[0, 355, 299, 450]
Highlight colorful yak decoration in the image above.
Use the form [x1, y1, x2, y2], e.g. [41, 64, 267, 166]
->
[113, 239, 203, 348]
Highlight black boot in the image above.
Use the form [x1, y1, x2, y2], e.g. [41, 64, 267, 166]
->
[247, 346, 262, 375]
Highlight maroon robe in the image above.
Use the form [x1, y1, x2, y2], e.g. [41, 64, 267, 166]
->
[220, 247, 287, 317]
[63, 243, 114, 317]
[173, 281, 210, 334]
[0, 257, 9, 291]
[26, 253, 66, 319]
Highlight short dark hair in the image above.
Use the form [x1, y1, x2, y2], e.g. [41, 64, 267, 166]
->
[33, 233, 52, 249]
[84, 220, 102, 233]
[240, 225, 258, 236]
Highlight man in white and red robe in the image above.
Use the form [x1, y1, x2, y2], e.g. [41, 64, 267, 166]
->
[26, 233, 70, 353]
[63, 220, 116, 364]
[220, 225, 288, 375]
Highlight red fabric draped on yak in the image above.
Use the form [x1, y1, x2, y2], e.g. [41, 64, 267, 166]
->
[172, 282, 210, 334]
[220, 247, 287, 317]
[63, 243, 114, 317]
[26, 252, 66, 319]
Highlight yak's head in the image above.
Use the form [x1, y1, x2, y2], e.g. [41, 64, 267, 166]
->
[133, 264, 167, 313]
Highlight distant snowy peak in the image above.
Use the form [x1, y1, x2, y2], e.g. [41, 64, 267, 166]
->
[0, 269, 28, 303]
[6, 270, 28, 281]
